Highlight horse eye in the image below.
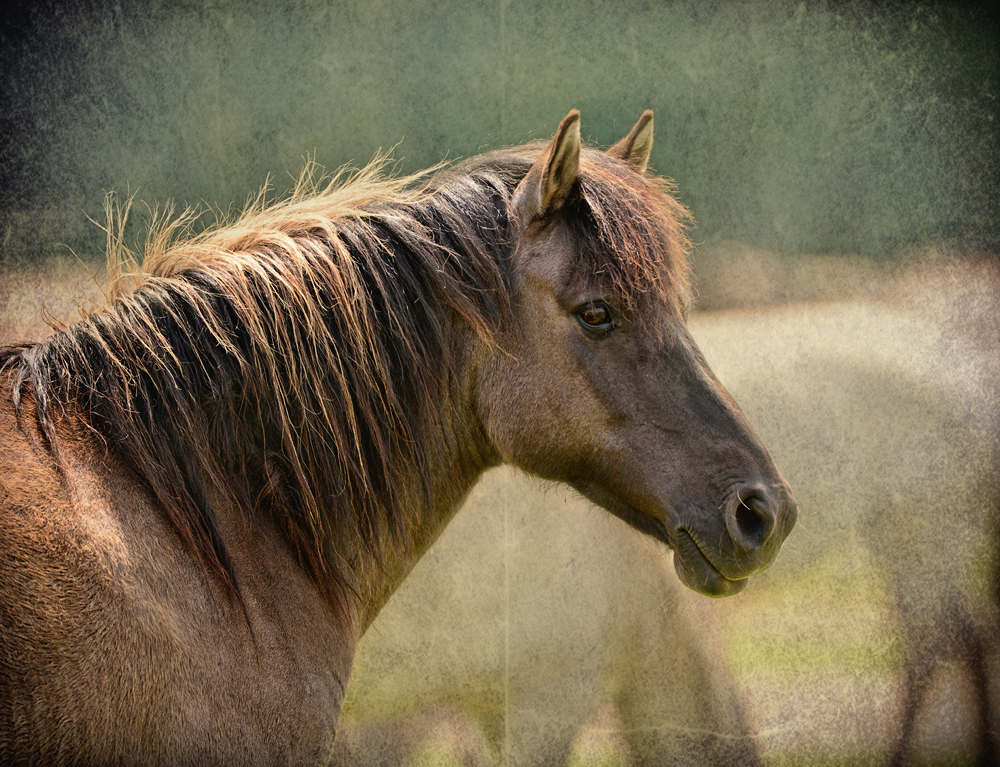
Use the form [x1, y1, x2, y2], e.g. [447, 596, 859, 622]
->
[576, 301, 616, 333]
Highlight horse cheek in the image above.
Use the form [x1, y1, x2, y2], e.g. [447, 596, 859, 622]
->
[473, 349, 582, 479]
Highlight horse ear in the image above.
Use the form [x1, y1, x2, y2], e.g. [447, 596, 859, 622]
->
[608, 110, 654, 171]
[512, 110, 581, 223]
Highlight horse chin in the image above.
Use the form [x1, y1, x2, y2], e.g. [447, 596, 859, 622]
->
[673, 529, 749, 598]
[569, 480, 741, 594]
[569, 479, 749, 597]
[570, 479, 667, 543]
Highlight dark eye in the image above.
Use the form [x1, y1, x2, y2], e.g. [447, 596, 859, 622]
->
[576, 301, 616, 334]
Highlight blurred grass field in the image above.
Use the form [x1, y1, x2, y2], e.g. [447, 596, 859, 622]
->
[334, 551, 984, 767]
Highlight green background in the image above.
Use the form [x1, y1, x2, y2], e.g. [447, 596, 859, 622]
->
[1, 0, 996, 266]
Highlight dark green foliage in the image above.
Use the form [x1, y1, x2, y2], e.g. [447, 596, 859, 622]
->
[1, 0, 996, 264]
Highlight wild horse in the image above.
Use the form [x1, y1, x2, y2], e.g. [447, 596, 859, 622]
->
[0, 111, 796, 764]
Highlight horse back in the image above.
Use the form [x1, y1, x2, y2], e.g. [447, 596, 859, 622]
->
[0, 385, 352, 765]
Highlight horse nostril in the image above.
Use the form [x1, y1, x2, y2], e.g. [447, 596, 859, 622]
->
[732, 492, 776, 550]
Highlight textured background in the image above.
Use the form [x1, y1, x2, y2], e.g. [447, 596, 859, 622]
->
[2, 2, 998, 765]
[1, 0, 996, 268]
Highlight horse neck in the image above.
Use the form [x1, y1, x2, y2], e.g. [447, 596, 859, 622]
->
[350, 330, 499, 631]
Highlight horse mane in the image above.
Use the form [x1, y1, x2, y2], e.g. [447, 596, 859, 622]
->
[0, 144, 691, 624]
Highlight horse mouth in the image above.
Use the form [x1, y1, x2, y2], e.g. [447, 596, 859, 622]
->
[672, 529, 748, 597]
[571, 480, 750, 597]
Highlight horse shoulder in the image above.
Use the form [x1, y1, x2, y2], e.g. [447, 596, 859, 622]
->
[0, 397, 353, 764]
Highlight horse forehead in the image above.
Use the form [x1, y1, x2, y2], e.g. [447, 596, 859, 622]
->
[517, 222, 599, 296]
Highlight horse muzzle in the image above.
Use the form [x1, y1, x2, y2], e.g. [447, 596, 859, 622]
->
[672, 482, 798, 597]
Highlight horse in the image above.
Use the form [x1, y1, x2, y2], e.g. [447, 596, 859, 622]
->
[332, 289, 999, 766]
[0, 110, 797, 764]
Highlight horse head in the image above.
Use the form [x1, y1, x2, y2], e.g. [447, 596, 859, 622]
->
[476, 111, 797, 596]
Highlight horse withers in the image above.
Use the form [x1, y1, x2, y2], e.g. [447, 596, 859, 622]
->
[0, 111, 796, 763]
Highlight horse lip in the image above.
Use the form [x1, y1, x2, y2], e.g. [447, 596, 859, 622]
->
[672, 528, 749, 598]
[625, 505, 748, 598]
